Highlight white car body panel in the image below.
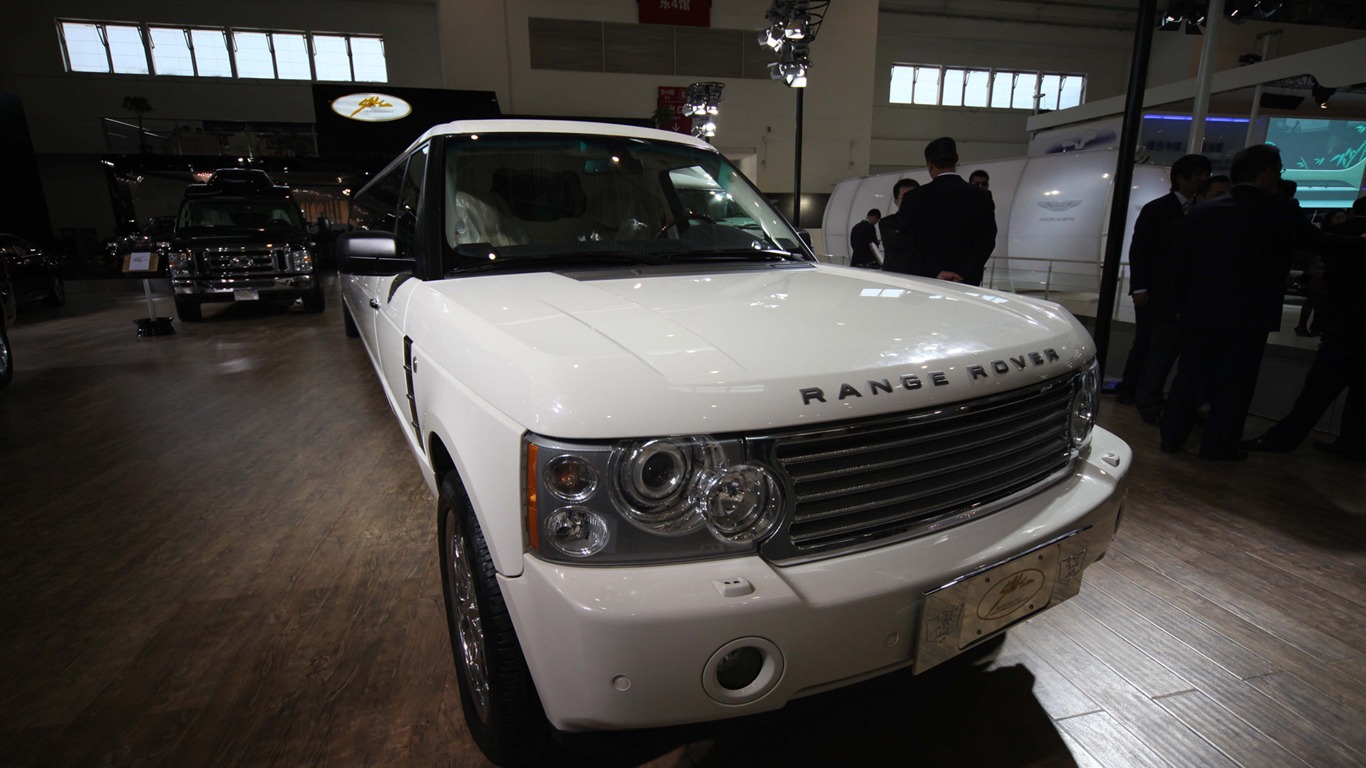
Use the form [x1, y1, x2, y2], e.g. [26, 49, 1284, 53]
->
[340, 118, 1130, 736]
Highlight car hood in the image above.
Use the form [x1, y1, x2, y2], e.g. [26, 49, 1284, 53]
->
[173, 229, 307, 247]
[411, 264, 1094, 438]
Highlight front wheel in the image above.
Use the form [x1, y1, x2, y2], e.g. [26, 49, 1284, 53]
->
[42, 275, 65, 307]
[437, 473, 555, 766]
[174, 296, 202, 322]
[301, 283, 325, 314]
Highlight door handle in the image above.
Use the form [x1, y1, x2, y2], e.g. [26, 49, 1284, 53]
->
[369, 298, 380, 309]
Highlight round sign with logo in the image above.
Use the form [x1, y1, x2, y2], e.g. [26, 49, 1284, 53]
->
[330, 93, 413, 123]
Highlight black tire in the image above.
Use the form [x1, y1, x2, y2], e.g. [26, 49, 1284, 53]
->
[0, 326, 12, 389]
[302, 284, 325, 314]
[175, 296, 202, 322]
[42, 276, 66, 308]
[437, 472, 556, 767]
[342, 301, 359, 338]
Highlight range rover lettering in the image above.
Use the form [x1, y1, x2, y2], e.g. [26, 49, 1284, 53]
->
[336, 119, 1130, 766]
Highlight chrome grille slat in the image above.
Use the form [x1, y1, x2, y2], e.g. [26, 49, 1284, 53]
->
[786, 403, 1068, 485]
[760, 372, 1079, 562]
[794, 427, 1067, 504]
[787, 450, 1069, 546]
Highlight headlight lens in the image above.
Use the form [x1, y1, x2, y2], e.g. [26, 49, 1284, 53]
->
[543, 506, 610, 558]
[168, 251, 193, 275]
[526, 434, 785, 564]
[1070, 358, 1099, 449]
[704, 465, 781, 542]
[288, 249, 314, 272]
[613, 438, 722, 534]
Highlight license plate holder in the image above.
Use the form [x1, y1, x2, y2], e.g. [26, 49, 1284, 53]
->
[914, 544, 1061, 672]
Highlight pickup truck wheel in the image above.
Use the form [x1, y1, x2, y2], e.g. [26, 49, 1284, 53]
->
[42, 276, 66, 308]
[342, 302, 359, 338]
[0, 326, 12, 389]
[302, 285, 325, 314]
[438, 473, 555, 766]
[174, 296, 202, 322]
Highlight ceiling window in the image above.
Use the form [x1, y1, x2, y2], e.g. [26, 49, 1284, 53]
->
[56, 19, 386, 83]
[891, 64, 1086, 111]
[149, 27, 194, 76]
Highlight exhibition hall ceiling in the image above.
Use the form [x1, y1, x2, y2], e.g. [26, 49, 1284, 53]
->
[879, 0, 1366, 32]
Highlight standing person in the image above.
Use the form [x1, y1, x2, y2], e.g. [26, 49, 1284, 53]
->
[1116, 154, 1212, 414]
[1193, 174, 1230, 204]
[1159, 145, 1366, 460]
[968, 170, 990, 191]
[1243, 195, 1366, 460]
[879, 178, 919, 275]
[898, 137, 997, 285]
[849, 208, 883, 269]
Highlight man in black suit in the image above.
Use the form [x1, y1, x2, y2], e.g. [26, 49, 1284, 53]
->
[879, 178, 918, 275]
[897, 137, 996, 285]
[1116, 154, 1211, 416]
[849, 208, 882, 269]
[1243, 194, 1366, 460]
[1159, 145, 1366, 461]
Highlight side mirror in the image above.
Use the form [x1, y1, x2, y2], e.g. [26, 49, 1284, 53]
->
[335, 231, 413, 276]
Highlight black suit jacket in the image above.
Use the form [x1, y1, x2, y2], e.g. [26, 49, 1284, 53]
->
[849, 218, 880, 269]
[1127, 192, 1185, 318]
[878, 213, 913, 274]
[897, 174, 997, 285]
[1176, 185, 1364, 333]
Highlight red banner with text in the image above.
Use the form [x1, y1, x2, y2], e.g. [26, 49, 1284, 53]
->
[638, 0, 711, 27]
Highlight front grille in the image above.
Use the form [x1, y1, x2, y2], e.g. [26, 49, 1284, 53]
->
[759, 373, 1078, 563]
[201, 247, 281, 279]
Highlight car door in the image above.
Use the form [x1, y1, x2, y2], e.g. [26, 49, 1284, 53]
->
[376, 143, 431, 448]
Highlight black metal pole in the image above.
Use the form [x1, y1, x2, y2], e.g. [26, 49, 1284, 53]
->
[1094, 0, 1158, 381]
[794, 88, 804, 227]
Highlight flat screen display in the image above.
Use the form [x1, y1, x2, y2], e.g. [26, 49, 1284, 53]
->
[1266, 117, 1366, 209]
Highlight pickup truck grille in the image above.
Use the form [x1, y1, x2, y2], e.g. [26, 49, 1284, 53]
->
[759, 372, 1078, 563]
[201, 247, 280, 278]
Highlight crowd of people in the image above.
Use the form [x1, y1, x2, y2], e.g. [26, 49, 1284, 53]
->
[848, 140, 1366, 463]
[1112, 145, 1366, 461]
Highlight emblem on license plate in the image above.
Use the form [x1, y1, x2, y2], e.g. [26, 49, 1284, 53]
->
[978, 569, 1046, 621]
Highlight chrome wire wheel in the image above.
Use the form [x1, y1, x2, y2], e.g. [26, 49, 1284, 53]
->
[446, 506, 491, 724]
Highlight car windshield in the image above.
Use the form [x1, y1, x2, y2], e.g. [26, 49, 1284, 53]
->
[177, 198, 302, 231]
[441, 133, 809, 273]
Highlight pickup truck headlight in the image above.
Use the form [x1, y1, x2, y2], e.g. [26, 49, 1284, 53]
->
[1070, 357, 1099, 449]
[527, 435, 786, 564]
[287, 249, 314, 273]
[168, 250, 193, 276]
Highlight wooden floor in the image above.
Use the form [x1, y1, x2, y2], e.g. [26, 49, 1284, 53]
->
[2, 280, 1363, 768]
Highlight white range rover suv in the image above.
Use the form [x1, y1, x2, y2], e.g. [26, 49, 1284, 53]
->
[336, 119, 1130, 766]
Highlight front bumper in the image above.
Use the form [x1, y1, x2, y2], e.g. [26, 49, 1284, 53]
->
[500, 426, 1130, 731]
[172, 274, 316, 301]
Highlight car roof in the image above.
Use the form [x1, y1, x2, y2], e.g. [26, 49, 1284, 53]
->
[408, 118, 717, 155]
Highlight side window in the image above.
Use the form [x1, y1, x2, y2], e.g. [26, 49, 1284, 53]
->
[396, 142, 429, 257]
[351, 162, 404, 232]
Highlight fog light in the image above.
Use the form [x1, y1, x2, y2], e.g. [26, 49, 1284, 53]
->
[715, 646, 764, 690]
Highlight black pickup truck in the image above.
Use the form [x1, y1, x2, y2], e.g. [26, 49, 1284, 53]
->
[167, 169, 324, 321]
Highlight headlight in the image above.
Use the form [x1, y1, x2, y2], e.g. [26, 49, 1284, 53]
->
[526, 434, 786, 564]
[168, 250, 193, 275]
[1070, 358, 1099, 449]
[288, 249, 314, 272]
